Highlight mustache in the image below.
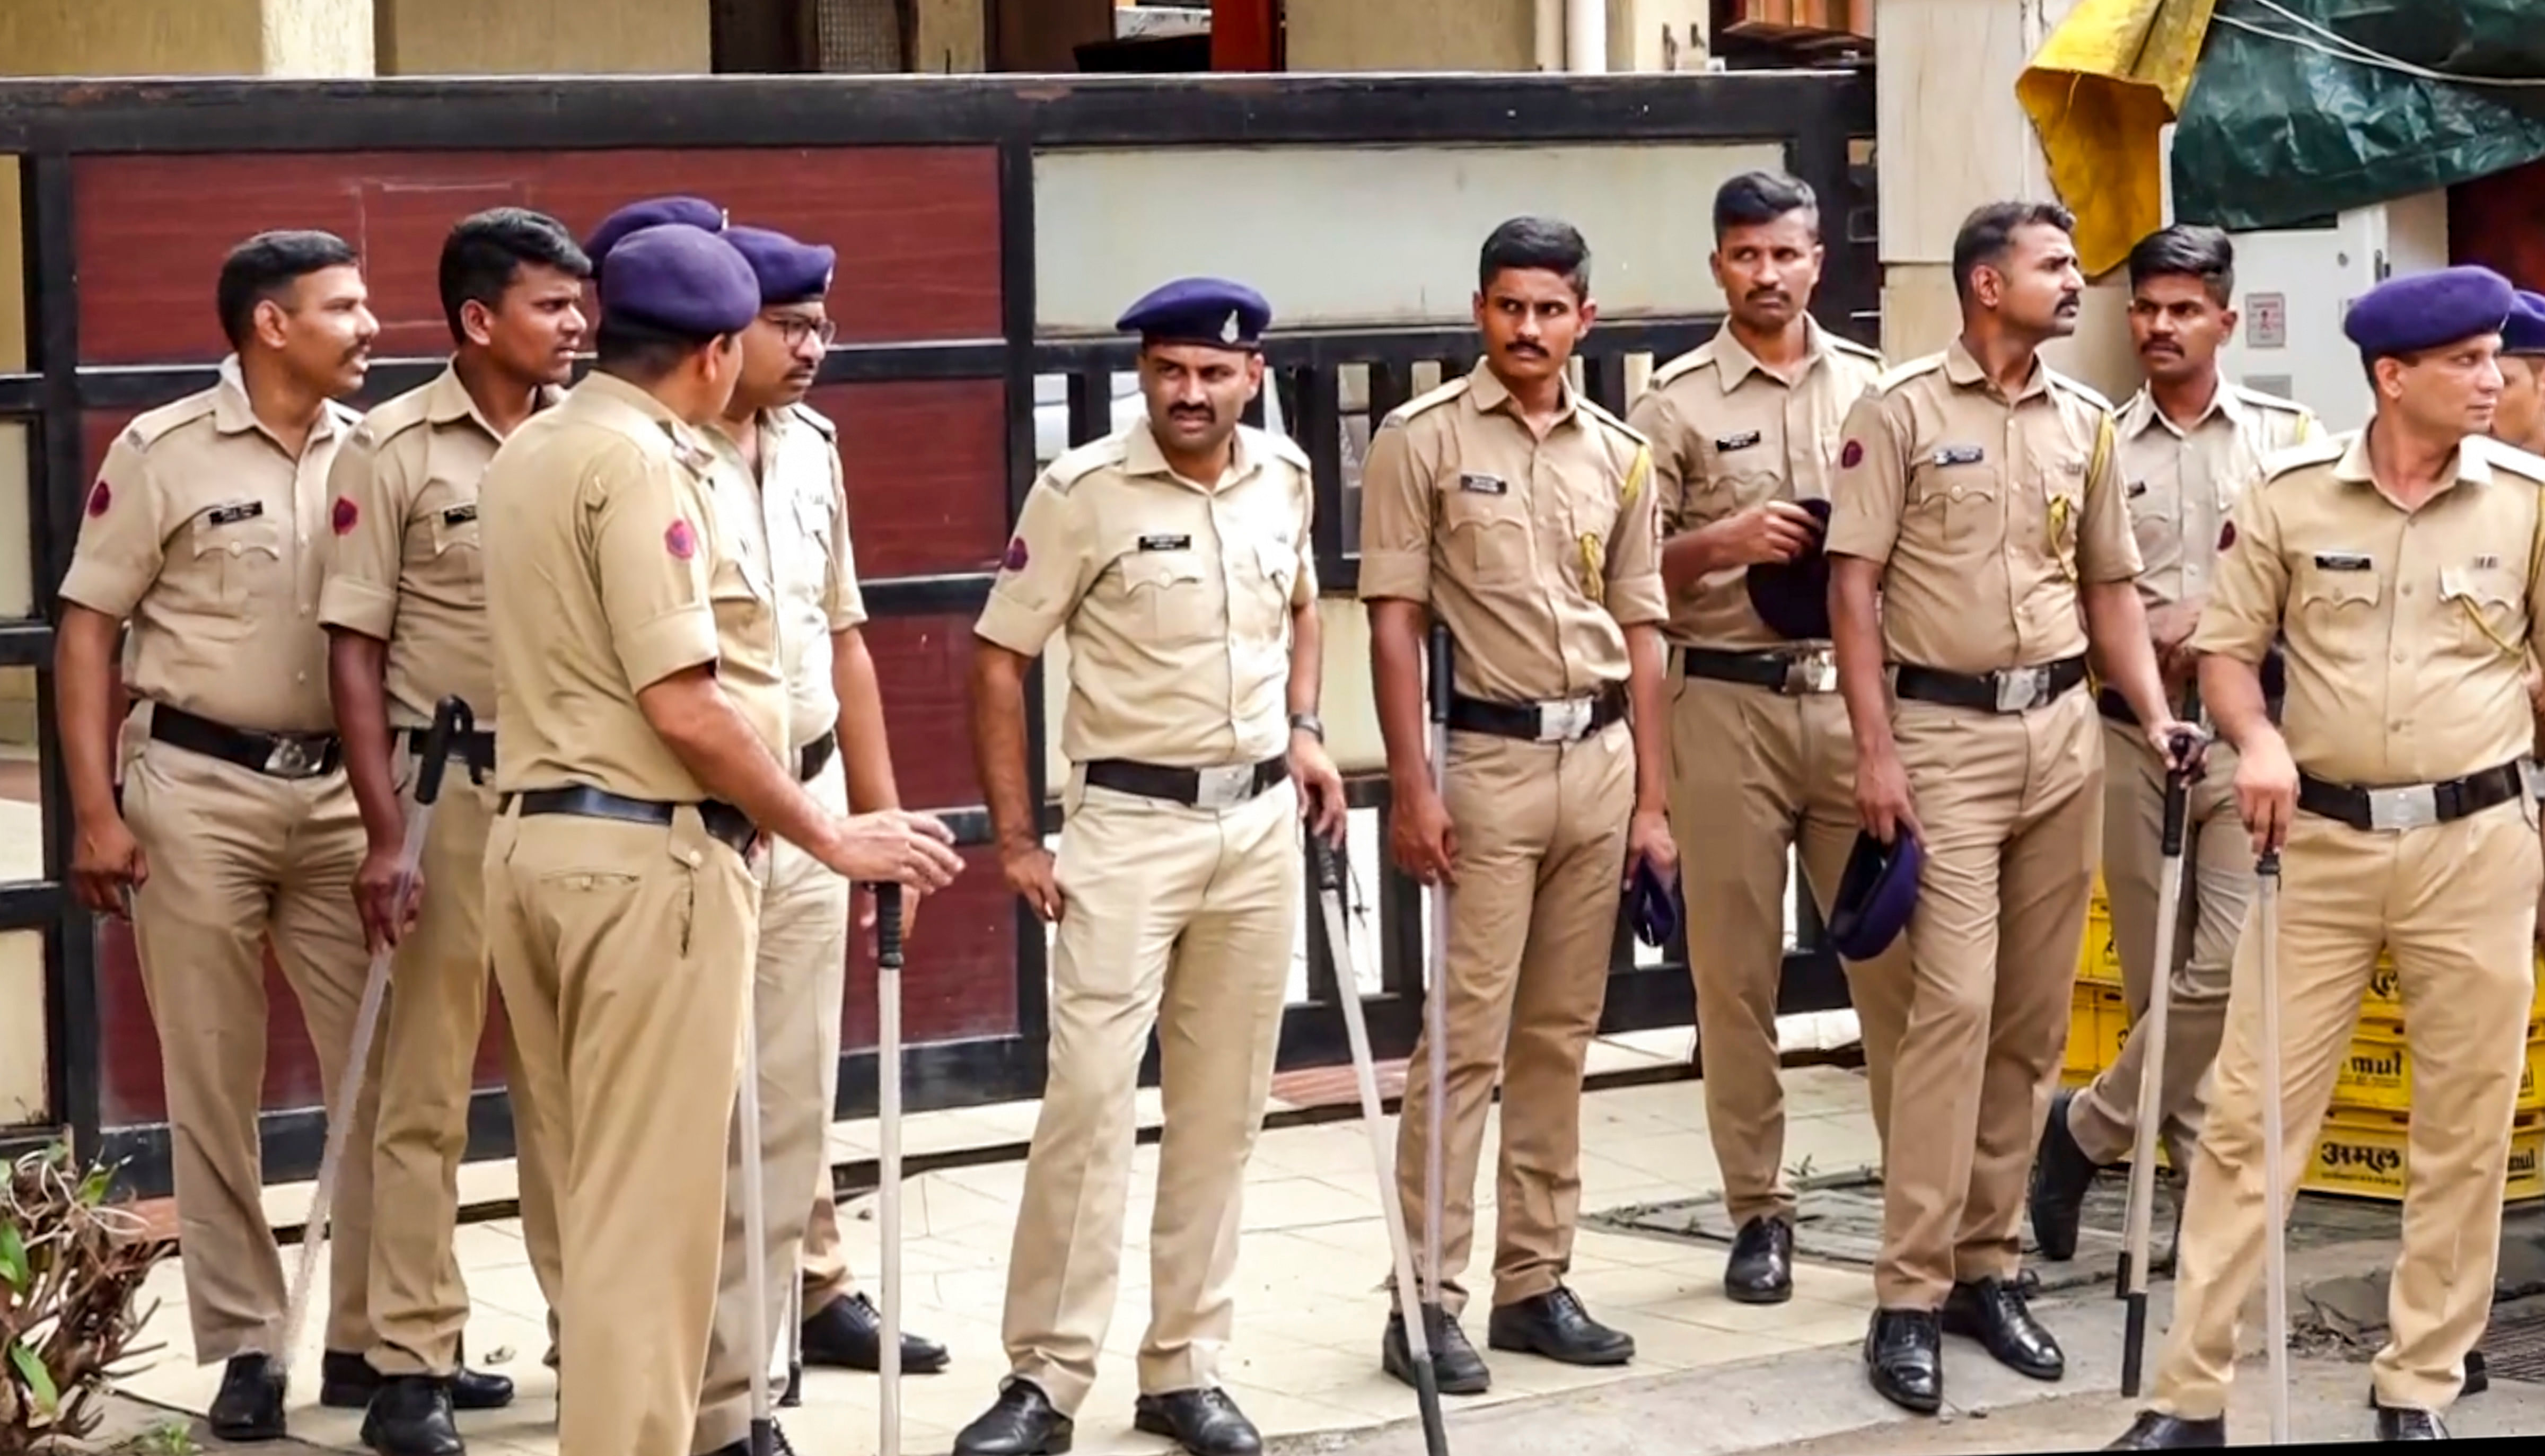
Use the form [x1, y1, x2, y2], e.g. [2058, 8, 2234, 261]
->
[1507, 341, 1548, 356]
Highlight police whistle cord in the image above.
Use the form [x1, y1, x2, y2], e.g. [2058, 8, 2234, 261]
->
[876, 881, 907, 1456]
[279, 695, 474, 1365]
[2117, 724, 2201, 1398]
[2255, 847, 2292, 1445]
[1312, 837, 1452, 1455]
[1420, 621, 1454, 1401]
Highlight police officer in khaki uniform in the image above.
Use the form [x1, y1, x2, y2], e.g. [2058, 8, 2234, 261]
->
[2113, 266, 2545, 1450]
[684, 224, 948, 1455]
[2029, 226, 2321, 1266]
[2498, 291, 2545, 455]
[952, 277, 1343, 1456]
[478, 223, 961, 1456]
[320, 207, 592, 1455]
[1625, 170, 1909, 1305]
[55, 231, 383, 1443]
[1827, 200, 2193, 1414]
[1361, 217, 1675, 1394]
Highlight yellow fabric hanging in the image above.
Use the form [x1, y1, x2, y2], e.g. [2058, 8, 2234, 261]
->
[2014, 0, 2218, 278]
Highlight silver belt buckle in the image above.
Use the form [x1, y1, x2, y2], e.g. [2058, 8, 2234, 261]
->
[1536, 698, 1594, 742]
[2521, 758, 2543, 802]
[1191, 762, 1257, 811]
[2364, 784, 2439, 832]
[264, 737, 322, 778]
[1784, 650, 1838, 695]
[1993, 666, 2049, 713]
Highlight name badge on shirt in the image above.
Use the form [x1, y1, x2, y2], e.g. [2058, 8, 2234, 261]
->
[2473, 554, 2502, 571]
[2127, 479, 2148, 498]
[1713, 431, 1763, 452]
[1137, 533, 1192, 552]
[205, 501, 264, 526]
[2314, 552, 2374, 572]
[1932, 445, 1986, 467]
[1458, 472, 1508, 496]
[441, 504, 479, 527]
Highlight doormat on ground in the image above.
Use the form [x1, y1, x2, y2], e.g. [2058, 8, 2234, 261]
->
[1586, 1165, 2401, 1300]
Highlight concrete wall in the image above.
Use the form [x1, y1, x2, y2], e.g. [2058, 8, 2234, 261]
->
[0, 0, 374, 76]
[379, 0, 709, 74]
[1286, 0, 1710, 73]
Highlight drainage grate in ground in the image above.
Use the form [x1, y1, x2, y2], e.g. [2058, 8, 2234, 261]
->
[1589, 1165, 2403, 1299]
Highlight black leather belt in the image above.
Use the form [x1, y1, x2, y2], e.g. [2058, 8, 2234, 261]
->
[1084, 755, 1288, 809]
[505, 785, 758, 857]
[2297, 760, 2526, 832]
[2098, 648, 2287, 729]
[797, 729, 837, 782]
[402, 724, 495, 781]
[1447, 686, 1627, 742]
[151, 703, 340, 779]
[1893, 655, 2087, 714]
[1678, 646, 1837, 696]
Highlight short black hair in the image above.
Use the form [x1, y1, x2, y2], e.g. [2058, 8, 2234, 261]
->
[437, 208, 592, 345]
[1951, 200, 2077, 303]
[1478, 216, 1591, 299]
[1714, 171, 1819, 242]
[215, 230, 361, 349]
[2125, 224, 2235, 308]
[593, 310, 726, 383]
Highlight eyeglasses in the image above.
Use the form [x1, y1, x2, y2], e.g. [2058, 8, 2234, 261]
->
[767, 316, 837, 348]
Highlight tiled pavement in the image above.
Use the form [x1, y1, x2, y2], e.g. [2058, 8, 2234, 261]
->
[113, 1058, 1888, 1455]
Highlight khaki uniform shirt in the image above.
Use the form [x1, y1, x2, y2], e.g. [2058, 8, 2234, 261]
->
[1827, 339, 2142, 676]
[2115, 381, 2321, 615]
[482, 371, 789, 801]
[704, 403, 868, 755]
[59, 356, 359, 736]
[1628, 319, 1885, 648]
[1357, 360, 1668, 703]
[976, 419, 1315, 768]
[317, 364, 560, 731]
[2191, 431, 2545, 788]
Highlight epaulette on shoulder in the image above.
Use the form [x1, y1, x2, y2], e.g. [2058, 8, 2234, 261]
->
[1872, 354, 1946, 396]
[1647, 344, 1717, 391]
[355, 385, 435, 449]
[1825, 331, 1884, 363]
[2044, 368, 2113, 415]
[1381, 377, 1471, 429]
[119, 389, 222, 453]
[786, 401, 838, 441]
[2230, 383, 2310, 415]
[1042, 433, 1129, 494]
[2481, 436, 2545, 486]
[1249, 424, 1312, 474]
[2255, 433, 2346, 486]
[1576, 396, 1651, 452]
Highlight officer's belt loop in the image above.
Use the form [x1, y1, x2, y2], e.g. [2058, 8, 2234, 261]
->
[797, 729, 838, 783]
[1677, 645, 1837, 696]
[401, 724, 496, 780]
[1083, 755, 1288, 810]
[1892, 655, 2087, 715]
[503, 784, 759, 857]
[149, 703, 340, 779]
[1445, 685, 1628, 742]
[2295, 759, 2526, 832]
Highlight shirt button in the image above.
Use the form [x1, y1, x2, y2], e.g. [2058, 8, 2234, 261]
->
[2393, 651, 2407, 663]
[686, 850, 703, 867]
[2399, 584, 2412, 597]
[296, 671, 308, 683]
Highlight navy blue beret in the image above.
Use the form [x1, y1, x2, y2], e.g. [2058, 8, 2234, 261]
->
[598, 224, 760, 338]
[1627, 858, 1680, 949]
[2504, 290, 2545, 357]
[1827, 829, 1920, 961]
[2342, 265, 2516, 358]
[1745, 497, 1835, 641]
[1117, 276, 1271, 348]
[724, 225, 836, 307]
[584, 196, 726, 277]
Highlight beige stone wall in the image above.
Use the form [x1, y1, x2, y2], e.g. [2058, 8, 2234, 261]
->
[0, 0, 373, 76]
[378, 0, 709, 74]
[1285, 0, 1538, 71]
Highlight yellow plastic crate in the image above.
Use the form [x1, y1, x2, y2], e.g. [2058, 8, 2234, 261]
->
[2331, 1020, 2545, 1116]
[2077, 904, 2124, 990]
[2359, 950, 2545, 1021]
[2304, 1109, 2545, 1203]
[2064, 985, 2129, 1077]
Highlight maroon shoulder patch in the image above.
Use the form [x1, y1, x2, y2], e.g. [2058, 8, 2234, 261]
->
[665, 519, 697, 560]
[1839, 439, 1863, 470]
[85, 481, 111, 518]
[2218, 520, 2236, 551]
[330, 497, 359, 536]
[1002, 536, 1029, 572]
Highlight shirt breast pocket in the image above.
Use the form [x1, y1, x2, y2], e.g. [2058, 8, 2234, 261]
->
[1116, 550, 1212, 642]
[188, 512, 285, 625]
[426, 505, 485, 604]
[1442, 489, 1531, 587]
[2438, 565, 2524, 659]
[1905, 463, 1997, 549]
[788, 488, 837, 608]
[2294, 565, 2384, 668]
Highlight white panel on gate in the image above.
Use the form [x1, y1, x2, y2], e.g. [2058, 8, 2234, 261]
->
[1032, 142, 1793, 334]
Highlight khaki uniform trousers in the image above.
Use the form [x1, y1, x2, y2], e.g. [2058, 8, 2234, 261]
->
[694, 759, 851, 1453]
[998, 776, 1299, 1416]
[485, 804, 760, 1456]
[1665, 664, 1912, 1223]
[2068, 720, 2252, 1167]
[2151, 799, 2541, 1419]
[367, 762, 565, 1377]
[1394, 719, 1633, 1317]
[121, 734, 380, 1362]
[799, 1183, 856, 1315]
[1876, 687, 2102, 1308]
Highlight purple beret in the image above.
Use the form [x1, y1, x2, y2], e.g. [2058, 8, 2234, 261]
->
[724, 225, 837, 306]
[584, 196, 726, 278]
[1116, 276, 1271, 348]
[1827, 829, 1920, 961]
[2342, 265, 2515, 358]
[2503, 290, 2545, 357]
[1744, 497, 1834, 641]
[598, 224, 759, 338]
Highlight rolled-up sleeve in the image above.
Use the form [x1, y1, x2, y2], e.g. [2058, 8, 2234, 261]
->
[975, 473, 1092, 657]
[1602, 442, 1668, 626]
[316, 429, 408, 641]
[58, 432, 167, 620]
[1825, 392, 1905, 564]
[588, 443, 720, 691]
[2188, 486, 2287, 663]
[1355, 417, 1433, 602]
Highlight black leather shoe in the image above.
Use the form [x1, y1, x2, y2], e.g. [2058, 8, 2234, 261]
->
[1942, 1276, 2064, 1380]
[703, 1424, 798, 1455]
[209, 1353, 287, 1443]
[2374, 1401, 2449, 1440]
[801, 1290, 951, 1374]
[322, 1350, 514, 1411]
[1133, 1388, 1262, 1456]
[2029, 1090, 2101, 1262]
[1485, 1286, 1634, 1366]
[1381, 1309, 1490, 1394]
[1725, 1216, 1794, 1304]
[2107, 1411, 2226, 1448]
[952, 1379, 1074, 1455]
[361, 1375, 463, 1456]
[1865, 1309, 1942, 1414]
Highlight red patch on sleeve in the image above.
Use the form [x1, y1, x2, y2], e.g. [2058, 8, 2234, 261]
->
[666, 519, 697, 560]
[2218, 521, 2236, 551]
[85, 481, 111, 518]
[1839, 440, 1863, 470]
[330, 497, 359, 535]
[1002, 536, 1029, 572]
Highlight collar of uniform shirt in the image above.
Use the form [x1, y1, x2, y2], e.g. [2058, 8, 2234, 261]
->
[212, 351, 351, 443]
[1464, 355, 1582, 425]
[1122, 414, 1262, 490]
[2330, 427, 2503, 497]
[425, 361, 561, 440]
[1941, 336, 2054, 403]
[1707, 315, 1836, 392]
[2121, 378, 2241, 441]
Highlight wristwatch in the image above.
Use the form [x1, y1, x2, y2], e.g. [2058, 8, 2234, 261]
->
[1289, 712, 1325, 742]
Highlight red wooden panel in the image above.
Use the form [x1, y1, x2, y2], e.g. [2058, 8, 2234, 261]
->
[2451, 159, 2545, 292]
[73, 148, 1002, 365]
[863, 612, 986, 812]
[841, 846, 1020, 1050]
[806, 381, 1009, 581]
